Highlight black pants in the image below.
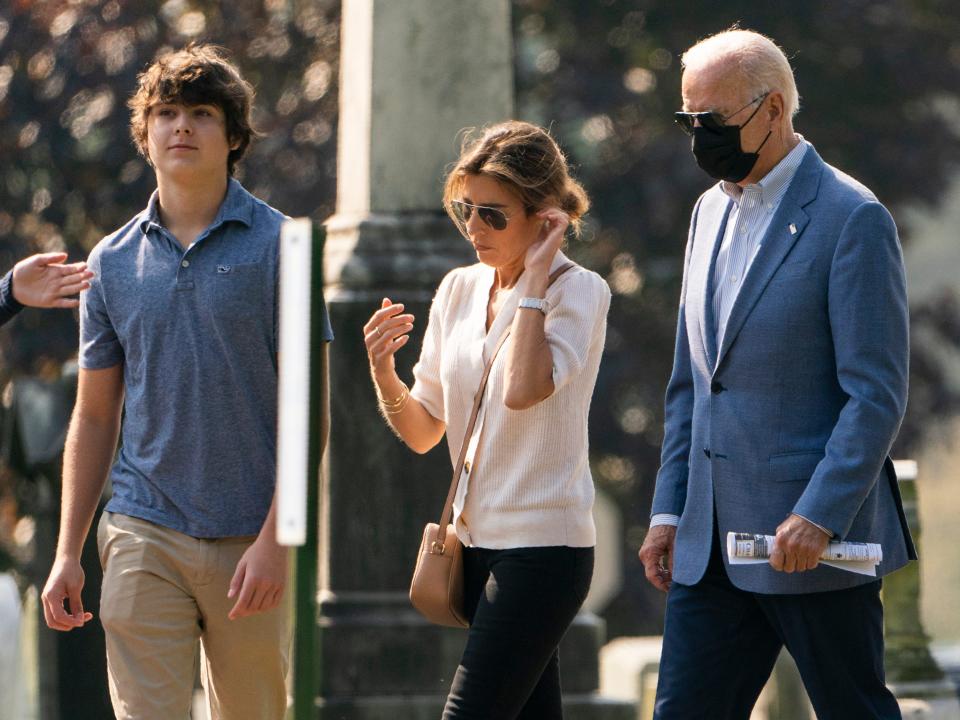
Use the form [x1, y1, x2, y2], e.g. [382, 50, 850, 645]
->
[442, 545, 594, 720]
[654, 532, 901, 720]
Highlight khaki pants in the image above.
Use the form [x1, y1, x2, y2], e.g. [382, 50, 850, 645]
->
[97, 511, 289, 720]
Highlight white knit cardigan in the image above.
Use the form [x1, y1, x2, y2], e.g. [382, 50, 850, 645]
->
[410, 252, 611, 549]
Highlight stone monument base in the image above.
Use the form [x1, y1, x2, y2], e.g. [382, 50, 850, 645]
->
[317, 595, 635, 718]
[317, 694, 635, 720]
[888, 680, 960, 720]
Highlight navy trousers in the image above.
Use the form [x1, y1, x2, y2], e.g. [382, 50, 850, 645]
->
[654, 532, 901, 720]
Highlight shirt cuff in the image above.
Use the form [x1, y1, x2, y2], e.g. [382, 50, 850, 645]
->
[0, 269, 24, 313]
[792, 512, 834, 538]
[650, 513, 680, 528]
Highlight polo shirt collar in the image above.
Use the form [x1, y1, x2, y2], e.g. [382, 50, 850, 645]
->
[138, 177, 255, 234]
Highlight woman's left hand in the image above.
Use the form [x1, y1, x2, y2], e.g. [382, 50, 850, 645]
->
[524, 208, 569, 277]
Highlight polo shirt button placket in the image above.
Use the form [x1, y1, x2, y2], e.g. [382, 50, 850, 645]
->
[175, 247, 195, 291]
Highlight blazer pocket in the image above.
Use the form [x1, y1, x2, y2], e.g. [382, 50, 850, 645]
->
[768, 450, 823, 482]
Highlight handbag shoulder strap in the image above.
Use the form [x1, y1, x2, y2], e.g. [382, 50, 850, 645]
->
[433, 262, 576, 546]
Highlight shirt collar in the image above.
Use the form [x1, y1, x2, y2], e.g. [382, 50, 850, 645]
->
[138, 177, 254, 234]
[721, 136, 809, 205]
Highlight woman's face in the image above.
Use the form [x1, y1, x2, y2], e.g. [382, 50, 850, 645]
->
[455, 174, 542, 270]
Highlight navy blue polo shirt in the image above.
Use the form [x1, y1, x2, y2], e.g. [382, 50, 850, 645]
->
[80, 179, 333, 538]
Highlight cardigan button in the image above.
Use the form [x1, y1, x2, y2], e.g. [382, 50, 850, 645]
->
[464, 460, 471, 474]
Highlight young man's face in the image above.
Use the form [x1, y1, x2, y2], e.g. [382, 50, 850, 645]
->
[145, 101, 237, 183]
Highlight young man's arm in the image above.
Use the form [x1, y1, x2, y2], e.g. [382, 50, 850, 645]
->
[227, 488, 287, 619]
[227, 343, 330, 619]
[42, 365, 124, 630]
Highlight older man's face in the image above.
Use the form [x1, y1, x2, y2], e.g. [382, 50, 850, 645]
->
[681, 59, 772, 160]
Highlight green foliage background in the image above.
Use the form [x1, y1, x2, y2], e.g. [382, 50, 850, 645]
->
[2, 0, 959, 636]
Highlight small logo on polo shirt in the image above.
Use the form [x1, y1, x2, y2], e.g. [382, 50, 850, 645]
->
[217, 265, 232, 274]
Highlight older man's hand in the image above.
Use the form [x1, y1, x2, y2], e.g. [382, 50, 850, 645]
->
[12, 252, 93, 309]
[769, 513, 831, 573]
[639, 524, 676, 592]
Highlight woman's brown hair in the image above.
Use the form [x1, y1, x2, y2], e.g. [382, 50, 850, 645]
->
[443, 120, 590, 236]
[128, 43, 258, 175]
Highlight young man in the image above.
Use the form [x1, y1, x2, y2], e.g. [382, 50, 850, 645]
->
[40, 44, 331, 719]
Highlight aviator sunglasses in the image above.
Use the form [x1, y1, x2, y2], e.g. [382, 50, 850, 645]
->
[450, 200, 512, 231]
[674, 91, 769, 135]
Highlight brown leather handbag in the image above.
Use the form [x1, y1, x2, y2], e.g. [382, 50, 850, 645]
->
[409, 263, 574, 628]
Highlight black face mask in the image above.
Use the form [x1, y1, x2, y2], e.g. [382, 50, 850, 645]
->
[679, 96, 772, 182]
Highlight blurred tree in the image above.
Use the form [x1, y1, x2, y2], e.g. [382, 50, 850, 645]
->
[0, 0, 340, 377]
[0, 3, 341, 714]
[512, 0, 960, 635]
[0, 0, 340, 565]
[0, 6, 343, 711]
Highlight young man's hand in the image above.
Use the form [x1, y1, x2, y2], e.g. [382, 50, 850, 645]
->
[227, 533, 288, 620]
[12, 252, 93, 309]
[41, 557, 94, 631]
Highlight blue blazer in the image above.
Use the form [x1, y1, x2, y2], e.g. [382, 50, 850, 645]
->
[652, 145, 916, 594]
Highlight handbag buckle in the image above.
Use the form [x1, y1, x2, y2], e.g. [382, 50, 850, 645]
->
[430, 540, 446, 555]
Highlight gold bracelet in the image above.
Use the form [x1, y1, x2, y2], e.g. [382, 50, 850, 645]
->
[377, 381, 409, 409]
[377, 380, 408, 405]
[383, 390, 410, 414]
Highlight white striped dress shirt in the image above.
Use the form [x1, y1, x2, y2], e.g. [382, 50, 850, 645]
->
[712, 139, 809, 349]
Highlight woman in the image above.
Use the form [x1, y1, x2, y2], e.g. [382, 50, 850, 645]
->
[364, 120, 610, 719]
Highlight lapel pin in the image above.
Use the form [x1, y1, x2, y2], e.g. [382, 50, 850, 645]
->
[789, 223, 797, 235]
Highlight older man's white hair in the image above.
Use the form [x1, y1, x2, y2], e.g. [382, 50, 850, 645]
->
[682, 29, 800, 119]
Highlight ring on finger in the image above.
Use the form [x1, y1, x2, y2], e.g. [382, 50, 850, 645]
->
[375, 326, 382, 337]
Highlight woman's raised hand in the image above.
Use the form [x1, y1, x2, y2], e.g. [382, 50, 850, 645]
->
[524, 208, 570, 277]
[364, 298, 415, 379]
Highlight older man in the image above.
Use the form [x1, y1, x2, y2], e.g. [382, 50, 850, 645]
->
[638, 29, 913, 718]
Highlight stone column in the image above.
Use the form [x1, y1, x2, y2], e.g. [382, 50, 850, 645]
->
[319, 2, 633, 717]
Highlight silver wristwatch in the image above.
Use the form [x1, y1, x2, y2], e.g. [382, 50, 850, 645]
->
[518, 296, 550, 315]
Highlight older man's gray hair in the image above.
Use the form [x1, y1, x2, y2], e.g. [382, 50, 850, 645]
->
[682, 29, 801, 119]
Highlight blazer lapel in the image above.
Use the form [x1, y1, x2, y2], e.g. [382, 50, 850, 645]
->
[715, 147, 824, 370]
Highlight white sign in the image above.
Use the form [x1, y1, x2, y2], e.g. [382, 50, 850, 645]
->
[276, 218, 313, 546]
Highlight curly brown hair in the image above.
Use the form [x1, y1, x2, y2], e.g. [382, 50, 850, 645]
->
[443, 120, 590, 237]
[128, 44, 258, 175]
